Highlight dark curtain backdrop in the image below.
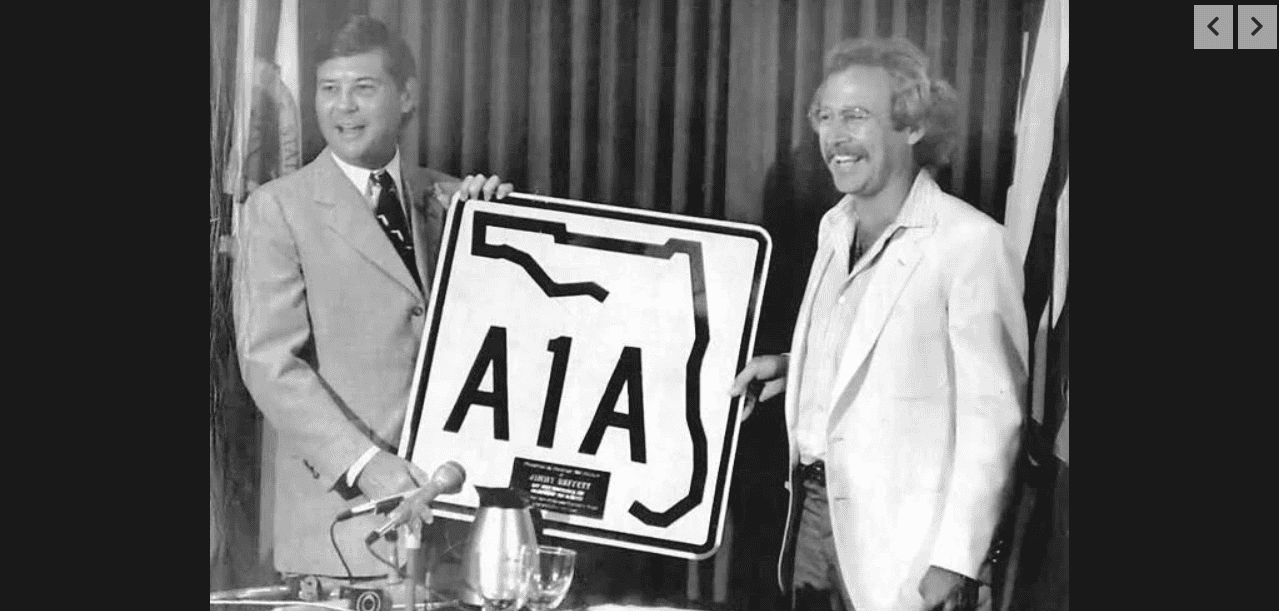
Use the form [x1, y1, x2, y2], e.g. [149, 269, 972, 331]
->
[300, 0, 1023, 220]
[212, 0, 1031, 607]
[303, 0, 1025, 358]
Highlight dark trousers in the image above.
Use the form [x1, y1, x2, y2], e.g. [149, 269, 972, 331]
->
[790, 466, 854, 611]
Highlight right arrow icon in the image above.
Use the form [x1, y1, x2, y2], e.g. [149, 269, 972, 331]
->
[1252, 17, 1263, 36]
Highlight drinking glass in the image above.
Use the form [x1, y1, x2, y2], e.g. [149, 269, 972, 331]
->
[524, 545, 577, 611]
[477, 545, 533, 611]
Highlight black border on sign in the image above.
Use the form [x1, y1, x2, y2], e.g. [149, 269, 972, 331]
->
[403, 193, 770, 558]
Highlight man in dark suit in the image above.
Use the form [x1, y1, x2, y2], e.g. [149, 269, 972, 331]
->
[233, 15, 512, 586]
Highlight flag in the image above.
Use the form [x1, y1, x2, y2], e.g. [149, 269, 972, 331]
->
[224, 0, 303, 235]
[1004, 0, 1068, 469]
[995, 0, 1068, 608]
[218, 0, 305, 575]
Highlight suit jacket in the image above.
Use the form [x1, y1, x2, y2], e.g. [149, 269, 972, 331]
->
[233, 149, 460, 577]
[776, 171, 1028, 611]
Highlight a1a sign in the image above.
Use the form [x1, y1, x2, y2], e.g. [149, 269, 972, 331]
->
[398, 193, 770, 559]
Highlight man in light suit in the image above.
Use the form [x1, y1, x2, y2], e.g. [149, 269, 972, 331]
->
[234, 16, 512, 585]
[732, 37, 1027, 611]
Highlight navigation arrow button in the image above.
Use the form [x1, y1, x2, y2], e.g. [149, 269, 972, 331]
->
[1239, 5, 1276, 49]
[1197, 6, 1235, 49]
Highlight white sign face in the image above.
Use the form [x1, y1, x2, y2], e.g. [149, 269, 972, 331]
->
[398, 193, 770, 559]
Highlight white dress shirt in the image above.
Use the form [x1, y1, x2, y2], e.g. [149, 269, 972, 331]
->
[331, 148, 405, 213]
[794, 194, 914, 466]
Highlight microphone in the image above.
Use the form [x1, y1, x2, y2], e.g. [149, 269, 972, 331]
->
[335, 488, 421, 521]
[365, 461, 465, 545]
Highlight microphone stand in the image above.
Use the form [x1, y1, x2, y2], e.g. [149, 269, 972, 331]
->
[404, 524, 421, 611]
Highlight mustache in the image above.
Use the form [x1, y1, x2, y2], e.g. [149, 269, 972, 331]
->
[824, 142, 867, 160]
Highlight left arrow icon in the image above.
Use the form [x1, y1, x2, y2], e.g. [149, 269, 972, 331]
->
[1208, 16, 1220, 36]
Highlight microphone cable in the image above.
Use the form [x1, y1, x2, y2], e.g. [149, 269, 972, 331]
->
[366, 529, 404, 577]
[330, 517, 356, 582]
[366, 517, 468, 583]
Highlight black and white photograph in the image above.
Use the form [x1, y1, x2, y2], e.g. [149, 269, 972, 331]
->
[209, 1, 1069, 610]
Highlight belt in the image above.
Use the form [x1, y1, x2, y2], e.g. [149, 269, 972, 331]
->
[799, 460, 826, 487]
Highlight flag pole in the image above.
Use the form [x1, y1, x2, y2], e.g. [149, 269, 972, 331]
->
[227, 0, 259, 238]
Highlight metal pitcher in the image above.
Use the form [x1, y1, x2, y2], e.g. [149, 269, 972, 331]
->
[459, 487, 541, 606]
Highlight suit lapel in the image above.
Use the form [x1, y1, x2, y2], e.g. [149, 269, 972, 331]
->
[827, 231, 929, 407]
[315, 151, 422, 298]
[402, 169, 432, 293]
[826, 173, 942, 417]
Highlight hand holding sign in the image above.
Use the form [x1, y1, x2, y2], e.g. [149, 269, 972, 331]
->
[730, 354, 790, 420]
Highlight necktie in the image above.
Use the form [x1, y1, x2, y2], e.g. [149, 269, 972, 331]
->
[372, 170, 422, 290]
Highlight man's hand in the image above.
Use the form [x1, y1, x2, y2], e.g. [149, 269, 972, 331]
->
[729, 354, 789, 420]
[451, 174, 515, 206]
[918, 565, 979, 611]
[354, 451, 435, 530]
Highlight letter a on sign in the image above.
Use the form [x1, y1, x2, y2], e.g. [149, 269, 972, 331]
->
[444, 326, 510, 441]
[399, 193, 770, 560]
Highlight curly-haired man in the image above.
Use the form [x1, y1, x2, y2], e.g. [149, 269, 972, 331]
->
[732, 36, 1028, 611]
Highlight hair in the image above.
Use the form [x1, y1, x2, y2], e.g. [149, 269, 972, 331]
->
[319, 15, 417, 90]
[812, 36, 960, 170]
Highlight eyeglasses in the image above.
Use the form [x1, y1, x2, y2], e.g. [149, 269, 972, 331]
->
[807, 105, 874, 131]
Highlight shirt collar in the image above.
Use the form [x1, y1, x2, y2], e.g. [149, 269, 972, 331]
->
[893, 169, 935, 229]
[822, 169, 937, 238]
[330, 148, 402, 202]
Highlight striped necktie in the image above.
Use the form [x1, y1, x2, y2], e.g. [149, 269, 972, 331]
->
[371, 170, 421, 290]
